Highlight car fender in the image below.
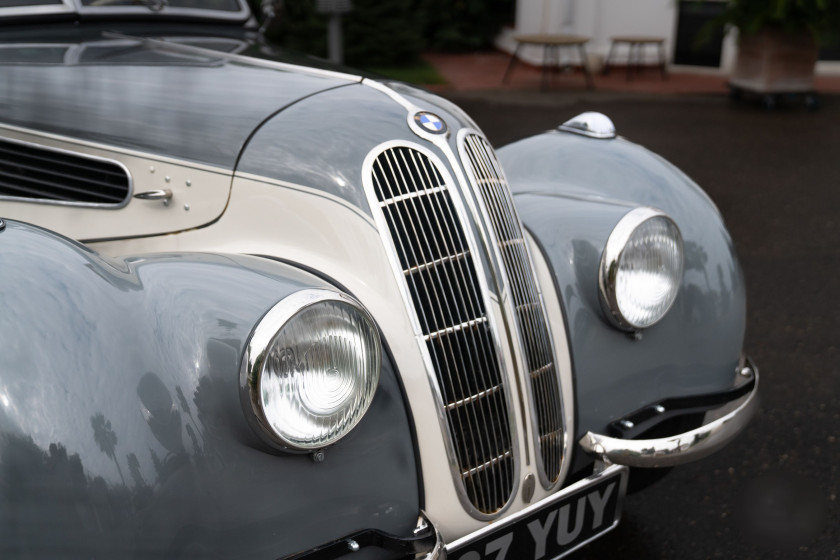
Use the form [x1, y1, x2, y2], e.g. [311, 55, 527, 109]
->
[0, 219, 419, 559]
[497, 130, 747, 468]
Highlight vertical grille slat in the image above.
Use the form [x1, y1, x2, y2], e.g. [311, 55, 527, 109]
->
[0, 138, 130, 206]
[369, 145, 515, 515]
[462, 133, 566, 487]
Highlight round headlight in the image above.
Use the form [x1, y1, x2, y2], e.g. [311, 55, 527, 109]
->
[599, 207, 684, 331]
[241, 289, 381, 451]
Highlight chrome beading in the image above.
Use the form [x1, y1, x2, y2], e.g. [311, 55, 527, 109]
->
[459, 132, 567, 490]
[363, 142, 517, 517]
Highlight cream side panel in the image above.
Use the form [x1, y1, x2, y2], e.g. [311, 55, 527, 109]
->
[90, 175, 486, 540]
[0, 125, 231, 240]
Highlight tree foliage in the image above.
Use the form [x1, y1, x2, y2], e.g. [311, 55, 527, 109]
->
[259, 0, 515, 67]
[715, 0, 840, 43]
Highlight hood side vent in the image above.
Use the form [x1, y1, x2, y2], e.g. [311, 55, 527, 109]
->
[0, 138, 131, 207]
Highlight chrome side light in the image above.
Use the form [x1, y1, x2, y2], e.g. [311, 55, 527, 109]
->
[599, 207, 684, 331]
[241, 289, 381, 451]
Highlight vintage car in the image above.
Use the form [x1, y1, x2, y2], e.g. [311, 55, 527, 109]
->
[0, 1, 759, 559]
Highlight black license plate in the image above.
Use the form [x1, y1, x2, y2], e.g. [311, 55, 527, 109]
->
[446, 465, 627, 560]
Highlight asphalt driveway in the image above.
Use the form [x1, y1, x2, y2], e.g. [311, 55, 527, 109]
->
[445, 90, 840, 560]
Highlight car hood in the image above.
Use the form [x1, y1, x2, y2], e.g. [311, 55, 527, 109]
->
[0, 31, 360, 168]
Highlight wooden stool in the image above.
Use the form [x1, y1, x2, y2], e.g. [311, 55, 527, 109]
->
[503, 34, 594, 91]
[604, 36, 667, 80]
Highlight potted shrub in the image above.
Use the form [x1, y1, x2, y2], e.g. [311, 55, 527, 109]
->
[714, 0, 840, 107]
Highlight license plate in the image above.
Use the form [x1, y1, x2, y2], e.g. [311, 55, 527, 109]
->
[446, 465, 627, 560]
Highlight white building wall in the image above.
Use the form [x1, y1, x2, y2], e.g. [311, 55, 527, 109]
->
[500, 0, 677, 69]
[497, 0, 740, 73]
[501, 0, 840, 74]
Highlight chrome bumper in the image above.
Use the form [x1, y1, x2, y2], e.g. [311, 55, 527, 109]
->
[418, 512, 447, 560]
[282, 511, 445, 560]
[579, 357, 759, 468]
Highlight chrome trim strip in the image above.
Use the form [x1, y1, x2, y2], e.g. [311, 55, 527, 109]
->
[239, 288, 381, 453]
[103, 32, 362, 83]
[579, 359, 759, 468]
[0, 135, 133, 209]
[0, 1, 74, 17]
[0, 0, 250, 19]
[598, 206, 684, 331]
[78, 7, 249, 21]
[424, 317, 489, 341]
[361, 140, 520, 521]
[456, 128, 569, 492]
[445, 463, 628, 554]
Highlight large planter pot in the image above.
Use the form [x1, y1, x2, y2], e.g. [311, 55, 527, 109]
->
[730, 28, 818, 93]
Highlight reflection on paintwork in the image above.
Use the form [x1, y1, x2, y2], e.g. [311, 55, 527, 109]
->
[0, 36, 350, 167]
[0, 221, 420, 557]
[500, 129, 746, 469]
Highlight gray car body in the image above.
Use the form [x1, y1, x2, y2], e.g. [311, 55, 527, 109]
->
[0, 220, 419, 559]
[0, 9, 747, 560]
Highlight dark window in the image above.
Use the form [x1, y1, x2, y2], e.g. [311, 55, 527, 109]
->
[674, 1, 726, 67]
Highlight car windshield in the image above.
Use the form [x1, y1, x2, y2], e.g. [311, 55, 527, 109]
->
[79, 0, 242, 10]
[0, 0, 248, 17]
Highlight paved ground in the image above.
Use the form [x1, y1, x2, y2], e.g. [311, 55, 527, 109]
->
[424, 50, 840, 96]
[443, 89, 840, 559]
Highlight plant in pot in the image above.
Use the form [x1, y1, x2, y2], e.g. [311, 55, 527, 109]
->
[714, 0, 840, 107]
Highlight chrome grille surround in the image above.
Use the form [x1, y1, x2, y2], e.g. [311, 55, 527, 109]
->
[458, 130, 567, 490]
[362, 141, 519, 519]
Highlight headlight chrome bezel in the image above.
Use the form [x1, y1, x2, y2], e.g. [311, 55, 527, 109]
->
[240, 288, 381, 453]
[599, 207, 685, 332]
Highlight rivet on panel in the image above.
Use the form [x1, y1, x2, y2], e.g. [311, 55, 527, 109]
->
[184, 204, 190, 211]
[149, 166, 155, 173]
[165, 176, 171, 183]
[186, 179, 192, 187]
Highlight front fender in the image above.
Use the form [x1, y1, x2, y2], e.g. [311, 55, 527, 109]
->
[498, 131, 747, 468]
[0, 220, 419, 559]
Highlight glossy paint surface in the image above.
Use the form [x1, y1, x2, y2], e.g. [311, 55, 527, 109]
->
[498, 132, 747, 467]
[236, 80, 483, 214]
[0, 220, 419, 559]
[0, 27, 355, 168]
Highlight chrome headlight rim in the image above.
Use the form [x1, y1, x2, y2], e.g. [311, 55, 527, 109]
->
[240, 288, 381, 453]
[599, 207, 684, 332]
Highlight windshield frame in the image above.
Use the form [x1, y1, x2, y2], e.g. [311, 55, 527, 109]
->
[0, 0, 251, 22]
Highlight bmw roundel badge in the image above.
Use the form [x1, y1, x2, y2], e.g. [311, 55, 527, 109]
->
[414, 112, 447, 135]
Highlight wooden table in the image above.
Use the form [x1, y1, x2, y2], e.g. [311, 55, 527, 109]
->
[603, 36, 667, 80]
[503, 34, 594, 91]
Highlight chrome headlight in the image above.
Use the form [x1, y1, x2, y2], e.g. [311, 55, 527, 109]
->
[241, 289, 381, 451]
[599, 207, 684, 331]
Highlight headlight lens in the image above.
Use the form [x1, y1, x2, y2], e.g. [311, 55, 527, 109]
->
[241, 289, 380, 451]
[600, 208, 684, 331]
